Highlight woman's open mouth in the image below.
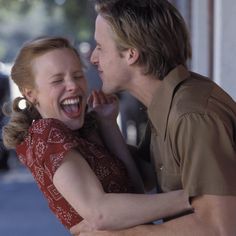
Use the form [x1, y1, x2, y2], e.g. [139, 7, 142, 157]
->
[60, 96, 83, 118]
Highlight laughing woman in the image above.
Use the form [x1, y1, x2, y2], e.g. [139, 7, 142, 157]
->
[2, 37, 191, 232]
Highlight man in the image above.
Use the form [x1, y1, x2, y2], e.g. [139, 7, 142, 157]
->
[71, 0, 236, 235]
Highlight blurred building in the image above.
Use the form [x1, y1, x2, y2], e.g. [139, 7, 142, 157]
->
[0, 63, 11, 171]
[172, 0, 236, 100]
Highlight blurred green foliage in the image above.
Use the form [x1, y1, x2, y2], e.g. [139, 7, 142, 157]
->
[0, 0, 96, 62]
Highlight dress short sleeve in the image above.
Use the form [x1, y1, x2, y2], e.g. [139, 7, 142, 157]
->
[174, 112, 236, 197]
[30, 118, 80, 177]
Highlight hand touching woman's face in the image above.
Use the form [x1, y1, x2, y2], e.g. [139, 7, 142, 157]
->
[25, 48, 88, 130]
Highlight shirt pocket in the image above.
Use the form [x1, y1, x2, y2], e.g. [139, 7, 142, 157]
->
[158, 166, 182, 192]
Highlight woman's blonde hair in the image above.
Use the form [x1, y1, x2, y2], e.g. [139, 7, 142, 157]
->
[2, 36, 82, 149]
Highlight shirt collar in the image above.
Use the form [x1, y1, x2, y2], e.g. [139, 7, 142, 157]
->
[147, 65, 190, 140]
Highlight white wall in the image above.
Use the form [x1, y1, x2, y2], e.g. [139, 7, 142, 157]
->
[191, 0, 210, 77]
[213, 0, 236, 100]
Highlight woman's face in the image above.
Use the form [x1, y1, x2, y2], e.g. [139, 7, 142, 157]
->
[28, 48, 88, 130]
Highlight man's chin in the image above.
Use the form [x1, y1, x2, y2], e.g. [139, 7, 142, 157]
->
[101, 85, 119, 95]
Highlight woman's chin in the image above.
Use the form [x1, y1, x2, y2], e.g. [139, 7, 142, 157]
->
[65, 118, 84, 131]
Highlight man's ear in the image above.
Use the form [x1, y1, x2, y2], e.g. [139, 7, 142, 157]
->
[125, 48, 139, 65]
[22, 87, 37, 104]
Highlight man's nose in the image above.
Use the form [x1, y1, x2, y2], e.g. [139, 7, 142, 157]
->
[90, 48, 98, 65]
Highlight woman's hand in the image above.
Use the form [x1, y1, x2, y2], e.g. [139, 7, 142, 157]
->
[88, 90, 119, 122]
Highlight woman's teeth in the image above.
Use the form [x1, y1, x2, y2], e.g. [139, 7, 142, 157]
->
[61, 97, 81, 115]
[61, 97, 80, 105]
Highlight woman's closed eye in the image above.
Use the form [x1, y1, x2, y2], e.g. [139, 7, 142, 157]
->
[49, 73, 64, 84]
[73, 73, 84, 80]
[51, 78, 63, 84]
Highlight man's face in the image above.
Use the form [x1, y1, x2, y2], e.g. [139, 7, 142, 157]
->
[90, 15, 130, 94]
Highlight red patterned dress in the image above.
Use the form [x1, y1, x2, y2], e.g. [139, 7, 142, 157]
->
[16, 118, 133, 229]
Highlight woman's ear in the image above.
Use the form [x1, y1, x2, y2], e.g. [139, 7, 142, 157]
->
[22, 87, 37, 105]
[125, 48, 139, 65]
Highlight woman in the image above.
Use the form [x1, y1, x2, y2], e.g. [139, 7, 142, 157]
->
[2, 36, 191, 231]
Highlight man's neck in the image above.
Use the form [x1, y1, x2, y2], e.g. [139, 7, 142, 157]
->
[127, 74, 162, 107]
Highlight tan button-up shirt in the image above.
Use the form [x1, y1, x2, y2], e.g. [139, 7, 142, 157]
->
[142, 65, 236, 197]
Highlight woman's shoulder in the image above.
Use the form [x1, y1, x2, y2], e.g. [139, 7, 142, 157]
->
[31, 118, 69, 132]
[16, 118, 80, 165]
[30, 118, 76, 143]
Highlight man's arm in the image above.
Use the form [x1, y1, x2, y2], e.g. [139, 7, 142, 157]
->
[121, 195, 236, 236]
[74, 194, 236, 236]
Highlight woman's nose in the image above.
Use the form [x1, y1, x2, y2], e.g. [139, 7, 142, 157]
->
[66, 78, 78, 91]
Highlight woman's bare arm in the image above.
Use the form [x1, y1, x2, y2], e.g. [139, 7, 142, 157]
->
[53, 149, 192, 231]
[89, 91, 144, 193]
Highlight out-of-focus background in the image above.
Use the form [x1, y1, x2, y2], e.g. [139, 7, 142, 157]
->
[0, 0, 235, 235]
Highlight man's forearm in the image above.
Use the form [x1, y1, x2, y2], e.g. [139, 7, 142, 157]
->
[113, 213, 219, 236]
[113, 193, 236, 236]
[76, 214, 217, 236]
[74, 195, 236, 236]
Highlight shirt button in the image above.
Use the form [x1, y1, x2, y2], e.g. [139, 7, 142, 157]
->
[159, 165, 164, 171]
